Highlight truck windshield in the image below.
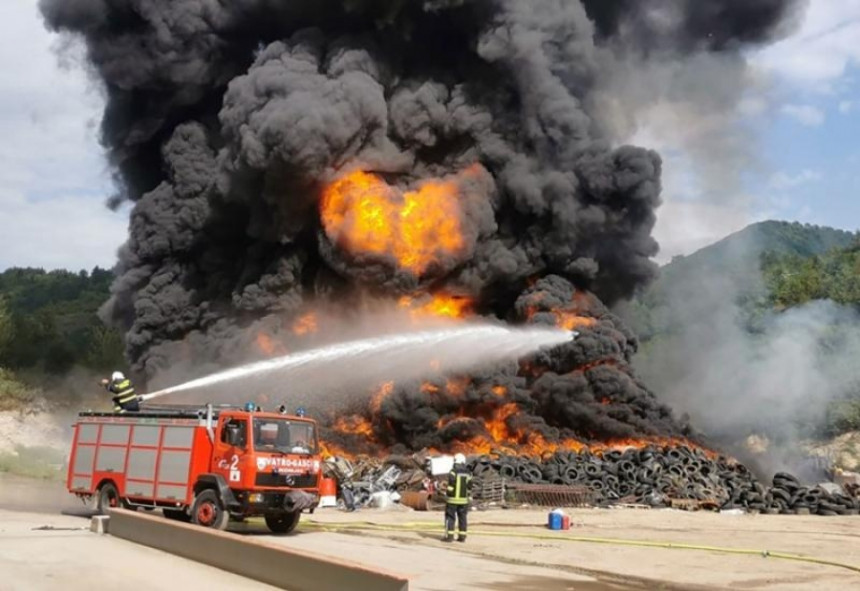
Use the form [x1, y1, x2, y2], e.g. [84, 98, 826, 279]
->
[252, 418, 317, 455]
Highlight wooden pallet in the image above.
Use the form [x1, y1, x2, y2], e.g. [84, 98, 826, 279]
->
[473, 475, 505, 503]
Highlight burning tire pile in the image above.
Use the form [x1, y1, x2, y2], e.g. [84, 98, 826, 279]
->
[50, 0, 841, 523]
[468, 447, 860, 515]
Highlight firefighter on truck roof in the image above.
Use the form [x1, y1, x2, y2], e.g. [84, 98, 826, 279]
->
[100, 371, 140, 413]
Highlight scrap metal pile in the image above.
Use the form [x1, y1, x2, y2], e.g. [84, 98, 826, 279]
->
[324, 456, 432, 509]
[324, 446, 860, 516]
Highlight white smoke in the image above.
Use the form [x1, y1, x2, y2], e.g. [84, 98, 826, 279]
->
[141, 322, 573, 409]
[633, 282, 860, 478]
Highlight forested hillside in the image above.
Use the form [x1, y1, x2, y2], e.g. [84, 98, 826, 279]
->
[627, 221, 858, 341]
[0, 268, 125, 375]
[763, 243, 860, 310]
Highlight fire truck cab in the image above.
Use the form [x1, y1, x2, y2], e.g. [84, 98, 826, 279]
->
[66, 404, 321, 534]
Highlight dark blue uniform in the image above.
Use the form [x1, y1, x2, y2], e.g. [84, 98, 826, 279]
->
[106, 378, 139, 413]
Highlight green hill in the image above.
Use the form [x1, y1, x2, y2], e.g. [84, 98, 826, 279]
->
[663, 220, 856, 276]
[763, 242, 860, 310]
[627, 221, 858, 341]
[0, 267, 125, 375]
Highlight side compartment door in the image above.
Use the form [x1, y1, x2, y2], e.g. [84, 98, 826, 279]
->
[68, 422, 100, 493]
[213, 417, 248, 485]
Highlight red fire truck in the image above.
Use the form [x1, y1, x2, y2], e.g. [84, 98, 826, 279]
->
[66, 403, 322, 533]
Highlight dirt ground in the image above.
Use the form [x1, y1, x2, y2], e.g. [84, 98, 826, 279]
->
[0, 509, 282, 591]
[2, 474, 859, 590]
[253, 506, 860, 591]
[0, 474, 283, 591]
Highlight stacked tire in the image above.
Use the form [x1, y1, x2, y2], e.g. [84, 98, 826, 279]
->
[766, 472, 859, 515]
[466, 446, 859, 515]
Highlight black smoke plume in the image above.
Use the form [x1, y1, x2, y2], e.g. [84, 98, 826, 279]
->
[41, 0, 802, 450]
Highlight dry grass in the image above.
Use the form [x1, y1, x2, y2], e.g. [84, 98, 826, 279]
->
[0, 445, 65, 480]
[0, 369, 36, 412]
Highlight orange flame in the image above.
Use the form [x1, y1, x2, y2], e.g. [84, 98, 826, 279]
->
[292, 312, 318, 336]
[524, 304, 597, 332]
[555, 312, 598, 331]
[399, 293, 474, 320]
[445, 377, 470, 398]
[332, 415, 375, 438]
[370, 381, 394, 414]
[319, 440, 352, 458]
[320, 170, 469, 275]
[442, 435, 510, 456]
[522, 289, 599, 332]
[421, 382, 440, 394]
[329, 432, 716, 461]
[430, 401, 718, 459]
[255, 333, 286, 356]
[485, 403, 519, 441]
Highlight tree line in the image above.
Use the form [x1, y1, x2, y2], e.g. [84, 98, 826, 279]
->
[762, 243, 860, 310]
[0, 267, 125, 375]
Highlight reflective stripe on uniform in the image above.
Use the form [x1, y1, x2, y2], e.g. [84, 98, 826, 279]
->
[116, 392, 136, 403]
[113, 379, 134, 395]
[446, 471, 471, 505]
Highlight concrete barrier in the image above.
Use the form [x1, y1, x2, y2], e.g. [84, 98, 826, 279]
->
[90, 515, 109, 534]
[109, 509, 409, 591]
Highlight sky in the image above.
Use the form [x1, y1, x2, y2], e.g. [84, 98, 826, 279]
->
[0, 0, 127, 272]
[649, 0, 860, 260]
[0, 0, 858, 271]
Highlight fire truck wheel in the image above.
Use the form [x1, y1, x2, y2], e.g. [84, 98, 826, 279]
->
[191, 490, 229, 530]
[264, 510, 301, 534]
[96, 482, 121, 515]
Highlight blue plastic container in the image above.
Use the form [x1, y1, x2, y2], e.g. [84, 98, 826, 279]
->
[548, 509, 570, 530]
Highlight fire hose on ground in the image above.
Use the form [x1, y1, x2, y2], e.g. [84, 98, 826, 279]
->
[296, 520, 860, 575]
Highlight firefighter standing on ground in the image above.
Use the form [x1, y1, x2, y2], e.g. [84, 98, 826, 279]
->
[443, 453, 471, 542]
[100, 371, 140, 413]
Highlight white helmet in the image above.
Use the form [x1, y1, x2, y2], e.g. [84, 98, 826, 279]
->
[453, 453, 466, 465]
[111, 371, 125, 381]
